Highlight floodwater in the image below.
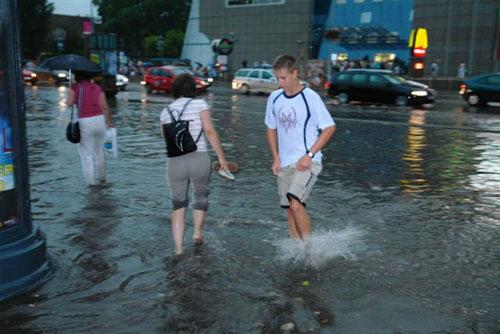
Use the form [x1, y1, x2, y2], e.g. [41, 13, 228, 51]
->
[1, 83, 499, 333]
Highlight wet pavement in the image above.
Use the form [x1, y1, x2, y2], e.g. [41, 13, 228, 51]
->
[1, 82, 500, 333]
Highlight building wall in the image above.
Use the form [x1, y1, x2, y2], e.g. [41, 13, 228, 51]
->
[413, 0, 500, 76]
[318, 0, 414, 63]
[199, 0, 312, 72]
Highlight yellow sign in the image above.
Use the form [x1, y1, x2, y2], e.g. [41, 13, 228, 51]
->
[409, 28, 428, 49]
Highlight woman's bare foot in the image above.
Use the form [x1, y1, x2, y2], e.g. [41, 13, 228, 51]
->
[175, 245, 184, 255]
[193, 237, 203, 246]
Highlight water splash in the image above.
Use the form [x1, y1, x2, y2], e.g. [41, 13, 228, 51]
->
[275, 226, 366, 268]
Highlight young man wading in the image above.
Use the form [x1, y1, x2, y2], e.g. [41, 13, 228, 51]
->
[265, 54, 336, 242]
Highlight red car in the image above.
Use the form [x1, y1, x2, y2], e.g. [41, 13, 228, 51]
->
[142, 66, 210, 93]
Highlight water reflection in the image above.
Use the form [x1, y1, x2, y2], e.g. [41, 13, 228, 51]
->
[468, 132, 500, 225]
[2, 85, 500, 333]
[400, 109, 429, 193]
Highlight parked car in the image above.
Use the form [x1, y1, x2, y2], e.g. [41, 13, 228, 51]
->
[459, 72, 500, 106]
[327, 69, 436, 106]
[116, 74, 129, 91]
[22, 69, 37, 85]
[142, 66, 210, 93]
[231, 67, 308, 95]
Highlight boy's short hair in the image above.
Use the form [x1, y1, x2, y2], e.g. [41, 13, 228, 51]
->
[272, 54, 298, 72]
[172, 73, 197, 99]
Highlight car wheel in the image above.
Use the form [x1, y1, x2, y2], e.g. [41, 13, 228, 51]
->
[467, 94, 480, 106]
[239, 84, 250, 95]
[395, 95, 408, 107]
[337, 92, 349, 104]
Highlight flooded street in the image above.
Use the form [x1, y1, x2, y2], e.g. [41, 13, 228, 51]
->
[1, 83, 500, 333]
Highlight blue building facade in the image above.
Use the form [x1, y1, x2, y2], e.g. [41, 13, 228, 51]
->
[314, 0, 414, 65]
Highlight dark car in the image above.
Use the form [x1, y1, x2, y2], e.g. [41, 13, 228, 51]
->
[459, 72, 500, 107]
[142, 66, 210, 93]
[327, 69, 436, 107]
[22, 69, 37, 85]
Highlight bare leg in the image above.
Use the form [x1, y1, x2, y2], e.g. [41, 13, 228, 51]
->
[171, 208, 186, 255]
[192, 209, 206, 244]
[288, 198, 311, 240]
[286, 208, 301, 240]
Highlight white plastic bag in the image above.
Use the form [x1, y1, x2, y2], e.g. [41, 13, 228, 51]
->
[104, 127, 118, 158]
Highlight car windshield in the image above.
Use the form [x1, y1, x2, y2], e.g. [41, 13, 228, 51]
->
[381, 74, 406, 84]
[171, 67, 194, 75]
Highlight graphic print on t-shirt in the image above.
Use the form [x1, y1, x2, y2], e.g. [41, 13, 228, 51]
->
[277, 106, 298, 133]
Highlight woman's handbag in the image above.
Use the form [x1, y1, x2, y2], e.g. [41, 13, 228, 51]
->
[66, 110, 80, 143]
[162, 99, 203, 157]
[66, 85, 83, 144]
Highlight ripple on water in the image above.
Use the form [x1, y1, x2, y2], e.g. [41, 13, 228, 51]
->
[275, 226, 367, 269]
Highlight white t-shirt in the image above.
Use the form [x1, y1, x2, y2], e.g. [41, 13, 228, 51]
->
[265, 87, 335, 168]
[160, 97, 208, 151]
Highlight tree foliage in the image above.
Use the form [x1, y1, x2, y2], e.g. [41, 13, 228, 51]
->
[19, 0, 54, 60]
[93, 0, 191, 57]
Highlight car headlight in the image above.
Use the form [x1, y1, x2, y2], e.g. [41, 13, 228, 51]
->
[411, 90, 428, 97]
[123, 78, 129, 84]
[200, 80, 208, 85]
[57, 73, 67, 78]
[31, 73, 37, 78]
[207, 78, 214, 83]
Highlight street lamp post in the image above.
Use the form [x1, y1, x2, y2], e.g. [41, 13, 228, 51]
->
[0, 0, 51, 301]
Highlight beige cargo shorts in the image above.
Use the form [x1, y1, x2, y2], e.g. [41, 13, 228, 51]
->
[277, 162, 322, 208]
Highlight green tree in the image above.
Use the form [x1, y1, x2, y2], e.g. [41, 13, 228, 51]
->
[19, 0, 54, 60]
[93, 0, 191, 57]
[163, 30, 184, 58]
[143, 35, 160, 58]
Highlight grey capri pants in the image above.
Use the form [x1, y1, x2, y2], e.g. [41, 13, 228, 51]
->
[166, 151, 211, 211]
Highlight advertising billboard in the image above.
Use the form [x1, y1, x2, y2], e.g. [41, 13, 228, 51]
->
[0, 82, 17, 229]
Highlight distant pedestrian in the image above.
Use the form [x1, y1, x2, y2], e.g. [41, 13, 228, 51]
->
[265, 54, 336, 242]
[66, 72, 112, 186]
[457, 62, 466, 79]
[160, 73, 229, 255]
[431, 62, 439, 77]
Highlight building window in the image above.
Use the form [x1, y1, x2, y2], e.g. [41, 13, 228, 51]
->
[336, 0, 347, 4]
[409, 9, 414, 22]
[354, 0, 365, 3]
[372, 0, 383, 2]
[226, 0, 285, 7]
[360, 12, 372, 24]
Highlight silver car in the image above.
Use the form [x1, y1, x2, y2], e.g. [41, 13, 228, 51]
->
[232, 68, 278, 94]
[232, 67, 309, 95]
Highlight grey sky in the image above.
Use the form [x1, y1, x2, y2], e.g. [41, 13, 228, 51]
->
[50, 0, 99, 17]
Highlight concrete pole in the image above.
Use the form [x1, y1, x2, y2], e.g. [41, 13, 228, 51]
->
[443, 0, 453, 76]
[467, 0, 479, 75]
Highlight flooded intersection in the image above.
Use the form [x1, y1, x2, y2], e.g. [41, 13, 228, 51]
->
[1, 83, 499, 333]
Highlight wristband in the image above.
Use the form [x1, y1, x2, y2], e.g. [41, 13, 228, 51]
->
[307, 150, 315, 158]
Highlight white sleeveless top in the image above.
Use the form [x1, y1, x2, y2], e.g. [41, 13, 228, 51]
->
[160, 97, 209, 151]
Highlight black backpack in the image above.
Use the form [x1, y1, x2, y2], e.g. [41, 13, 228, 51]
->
[162, 99, 203, 157]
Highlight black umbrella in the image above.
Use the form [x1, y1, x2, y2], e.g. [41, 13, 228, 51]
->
[39, 54, 102, 73]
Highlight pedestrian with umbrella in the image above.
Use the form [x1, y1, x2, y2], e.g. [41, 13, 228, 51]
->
[42, 54, 112, 186]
